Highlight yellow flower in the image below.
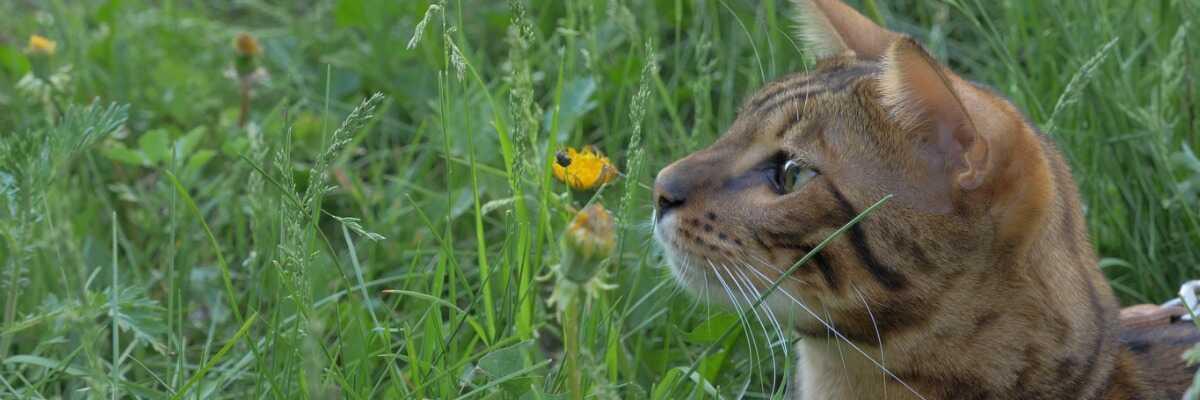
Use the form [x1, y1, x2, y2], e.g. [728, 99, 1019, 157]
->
[234, 33, 261, 56]
[552, 146, 619, 190]
[26, 35, 56, 56]
[561, 204, 616, 283]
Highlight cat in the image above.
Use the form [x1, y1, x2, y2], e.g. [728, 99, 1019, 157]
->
[651, 0, 1198, 398]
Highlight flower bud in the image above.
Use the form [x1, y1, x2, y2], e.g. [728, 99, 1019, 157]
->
[233, 33, 261, 77]
[24, 35, 57, 81]
[560, 204, 616, 284]
[26, 35, 56, 56]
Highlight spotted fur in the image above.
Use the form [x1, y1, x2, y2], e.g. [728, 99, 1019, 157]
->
[651, 1, 1199, 398]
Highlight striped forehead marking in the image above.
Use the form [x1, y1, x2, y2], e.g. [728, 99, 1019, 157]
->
[749, 64, 880, 116]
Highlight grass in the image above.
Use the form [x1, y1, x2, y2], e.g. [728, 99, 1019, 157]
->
[0, 0, 1196, 398]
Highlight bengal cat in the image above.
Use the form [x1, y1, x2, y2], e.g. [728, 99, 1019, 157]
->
[651, 0, 1199, 398]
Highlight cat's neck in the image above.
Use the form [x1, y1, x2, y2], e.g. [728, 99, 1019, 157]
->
[795, 189, 1120, 399]
[796, 264, 1118, 399]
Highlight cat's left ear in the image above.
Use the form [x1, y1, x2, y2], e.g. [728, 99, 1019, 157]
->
[793, 0, 899, 59]
[879, 38, 1004, 191]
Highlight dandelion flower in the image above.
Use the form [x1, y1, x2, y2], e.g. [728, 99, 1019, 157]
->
[233, 33, 263, 79]
[26, 35, 56, 56]
[232, 33, 265, 128]
[554, 203, 618, 399]
[561, 204, 616, 283]
[552, 146, 619, 190]
[234, 33, 261, 56]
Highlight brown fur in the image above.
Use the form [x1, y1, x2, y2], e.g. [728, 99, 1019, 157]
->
[650, 1, 1199, 398]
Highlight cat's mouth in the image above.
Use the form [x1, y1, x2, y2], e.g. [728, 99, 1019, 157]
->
[653, 210, 731, 294]
[653, 211, 741, 264]
[654, 210, 762, 286]
[654, 211, 806, 325]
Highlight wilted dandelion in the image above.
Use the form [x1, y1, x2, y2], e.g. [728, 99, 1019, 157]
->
[26, 35, 56, 56]
[553, 146, 619, 190]
[561, 203, 616, 284]
[234, 33, 261, 56]
[552, 203, 617, 400]
[233, 32, 263, 78]
[232, 32, 265, 128]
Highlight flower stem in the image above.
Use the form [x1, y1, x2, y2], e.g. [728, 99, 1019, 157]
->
[238, 78, 251, 128]
[564, 288, 582, 400]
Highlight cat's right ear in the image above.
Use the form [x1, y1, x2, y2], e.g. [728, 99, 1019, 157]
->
[792, 0, 899, 59]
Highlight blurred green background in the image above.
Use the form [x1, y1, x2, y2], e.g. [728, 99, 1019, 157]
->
[0, 0, 1196, 398]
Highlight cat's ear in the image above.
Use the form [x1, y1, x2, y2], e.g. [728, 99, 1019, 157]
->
[879, 38, 1001, 190]
[793, 0, 899, 59]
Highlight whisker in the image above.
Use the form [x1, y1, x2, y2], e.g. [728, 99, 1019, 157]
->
[725, 264, 778, 391]
[734, 264, 792, 357]
[734, 267, 785, 391]
[710, 260, 763, 383]
[748, 255, 805, 285]
[702, 258, 712, 319]
[852, 284, 887, 399]
[823, 302, 851, 379]
[738, 256, 928, 400]
[670, 259, 703, 315]
[733, 248, 805, 360]
[736, 267, 789, 354]
[735, 266, 790, 355]
[733, 250, 802, 356]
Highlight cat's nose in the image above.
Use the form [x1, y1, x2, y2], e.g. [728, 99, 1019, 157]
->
[654, 166, 691, 216]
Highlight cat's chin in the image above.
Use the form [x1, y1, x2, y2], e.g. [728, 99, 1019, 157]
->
[653, 214, 717, 299]
[654, 216, 811, 328]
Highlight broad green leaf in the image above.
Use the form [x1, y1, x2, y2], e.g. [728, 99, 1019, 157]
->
[478, 340, 536, 379]
[221, 137, 250, 156]
[0, 45, 29, 77]
[477, 339, 544, 396]
[698, 348, 729, 382]
[544, 77, 597, 141]
[102, 143, 148, 166]
[183, 150, 216, 178]
[174, 126, 207, 159]
[138, 129, 171, 164]
[686, 313, 740, 344]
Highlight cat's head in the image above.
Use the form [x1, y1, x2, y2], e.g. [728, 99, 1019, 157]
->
[653, 0, 1055, 337]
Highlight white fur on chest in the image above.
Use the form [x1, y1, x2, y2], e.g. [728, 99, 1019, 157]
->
[791, 341, 925, 400]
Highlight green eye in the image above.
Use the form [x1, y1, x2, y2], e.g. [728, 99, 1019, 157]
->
[780, 160, 818, 193]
